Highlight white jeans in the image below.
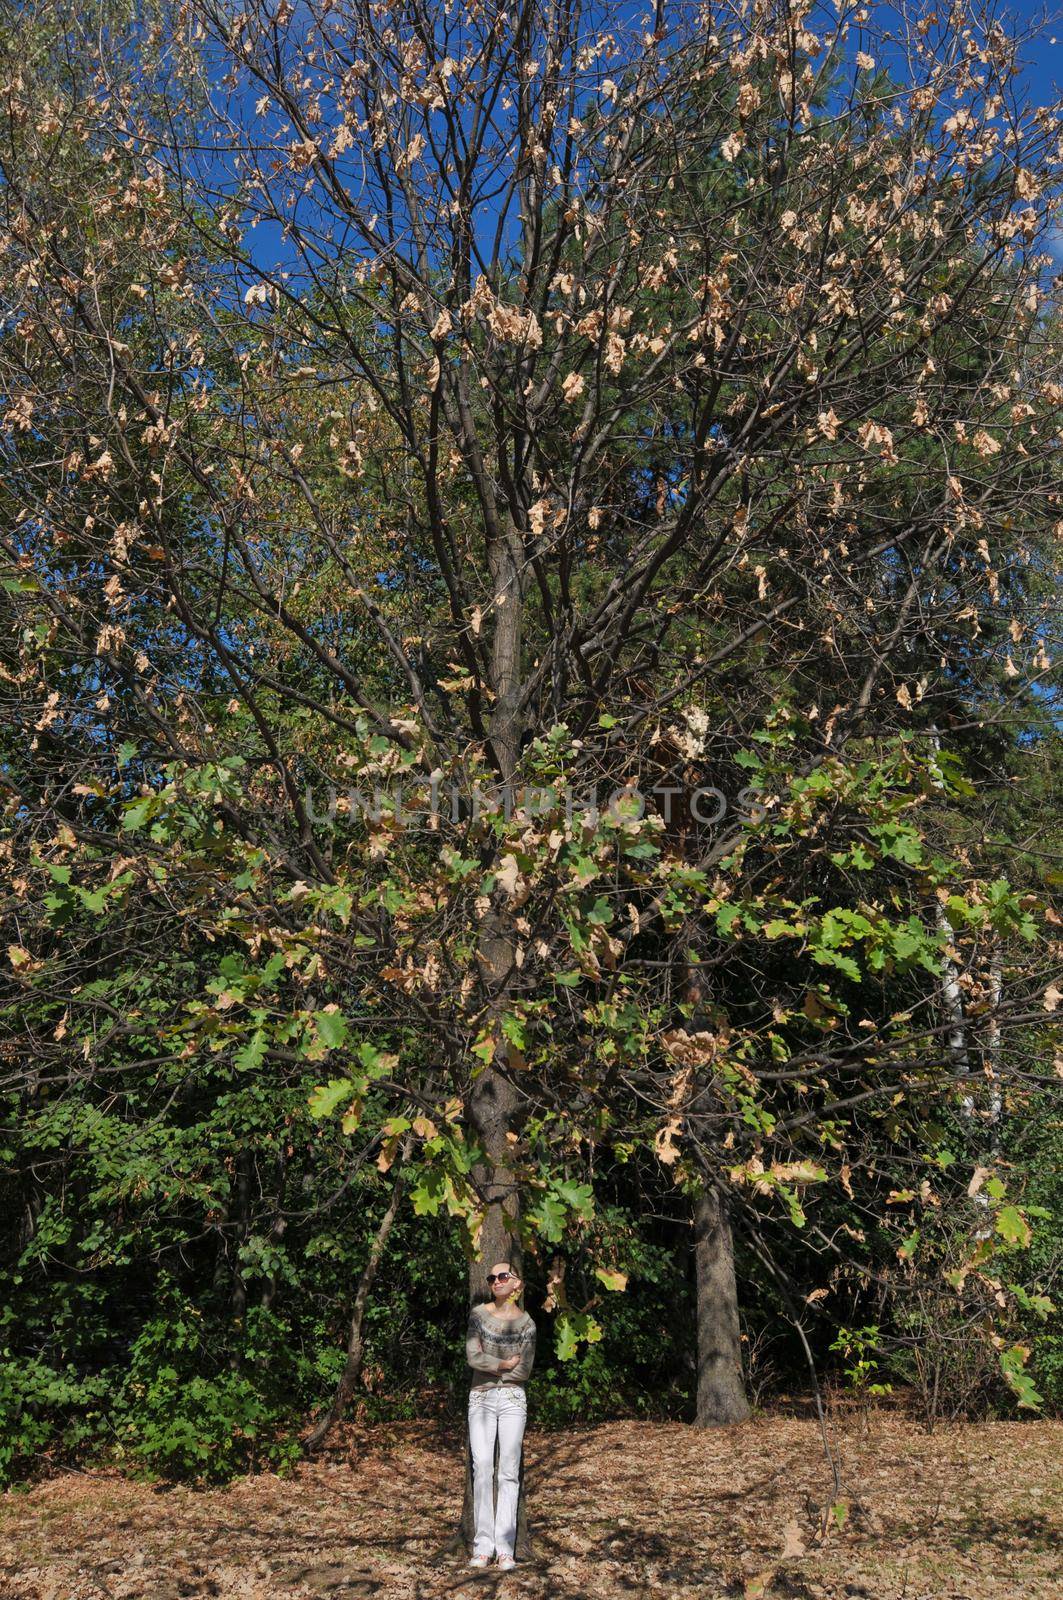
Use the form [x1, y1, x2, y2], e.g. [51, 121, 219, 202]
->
[467, 1385, 527, 1558]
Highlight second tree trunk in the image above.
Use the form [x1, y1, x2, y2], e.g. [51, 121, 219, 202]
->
[694, 1184, 751, 1426]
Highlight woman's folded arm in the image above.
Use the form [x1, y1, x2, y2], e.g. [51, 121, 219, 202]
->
[510, 1323, 536, 1383]
[466, 1310, 500, 1373]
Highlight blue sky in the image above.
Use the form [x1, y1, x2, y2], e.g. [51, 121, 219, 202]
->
[1013, 0, 1063, 104]
[222, 0, 1063, 282]
[1015, 3, 1063, 260]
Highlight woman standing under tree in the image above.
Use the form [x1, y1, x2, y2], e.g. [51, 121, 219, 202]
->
[464, 1262, 536, 1570]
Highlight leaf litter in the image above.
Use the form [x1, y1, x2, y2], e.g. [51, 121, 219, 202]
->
[0, 1412, 1060, 1600]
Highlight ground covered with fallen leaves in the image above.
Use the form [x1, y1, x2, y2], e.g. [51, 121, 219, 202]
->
[2, 1407, 1060, 1600]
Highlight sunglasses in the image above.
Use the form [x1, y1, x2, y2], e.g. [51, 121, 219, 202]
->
[486, 1272, 516, 1284]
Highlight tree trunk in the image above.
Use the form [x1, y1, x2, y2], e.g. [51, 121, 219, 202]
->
[455, 904, 533, 1559]
[680, 960, 751, 1427]
[972, 935, 1005, 1243]
[693, 1184, 751, 1426]
[304, 1135, 412, 1452]
[927, 726, 975, 1117]
[467, 501, 527, 1294]
[986, 936, 1004, 1132]
[934, 893, 976, 1115]
[257, 1147, 288, 1332]
[448, 506, 534, 1558]
[468, 1029, 522, 1288]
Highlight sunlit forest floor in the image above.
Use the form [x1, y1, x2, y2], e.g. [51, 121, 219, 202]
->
[2, 1407, 1060, 1600]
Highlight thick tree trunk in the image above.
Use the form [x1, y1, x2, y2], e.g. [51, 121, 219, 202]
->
[468, 1000, 523, 1289]
[680, 961, 751, 1427]
[454, 903, 533, 1559]
[468, 892, 526, 1291]
[693, 1185, 751, 1426]
[447, 511, 535, 1558]
[468, 507, 526, 1295]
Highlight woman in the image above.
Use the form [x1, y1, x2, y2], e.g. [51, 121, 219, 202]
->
[464, 1260, 536, 1570]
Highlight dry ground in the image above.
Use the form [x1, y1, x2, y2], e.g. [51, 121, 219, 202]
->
[1, 1411, 1060, 1600]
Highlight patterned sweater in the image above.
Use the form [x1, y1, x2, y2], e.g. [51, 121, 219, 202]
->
[465, 1303, 537, 1391]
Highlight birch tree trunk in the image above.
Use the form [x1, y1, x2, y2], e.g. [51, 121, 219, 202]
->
[934, 893, 977, 1117]
[927, 727, 976, 1116]
[973, 935, 1005, 1243]
[926, 727, 1004, 1245]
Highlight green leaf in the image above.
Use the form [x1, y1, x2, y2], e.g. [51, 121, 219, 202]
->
[1007, 1284, 1055, 1319]
[234, 1029, 268, 1072]
[262, 951, 286, 985]
[411, 1168, 446, 1216]
[555, 1315, 579, 1361]
[554, 1179, 594, 1215]
[829, 1498, 850, 1531]
[77, 881, 125, 914]
[998, 1344, 1043, 1411]
[555, 1310, 603, 1361]
[995, 1206, 1032, 1248]
[312, 1009, 349, 1050]
[307, 1078, 355, 1119]
[122, 795, 158, 832]
[812, 947, 862, 982]
[528, 1193, 566, 1242]
[875, 824, 923, 865]
[831, 844, 875, 870]
[355, 1041, 396, 1079]
[500, 1012, 527, 1048]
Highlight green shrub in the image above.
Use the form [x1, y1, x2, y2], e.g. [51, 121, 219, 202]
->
[0, 1354, 111, 1485]
[113, 1365, 300, 1482]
